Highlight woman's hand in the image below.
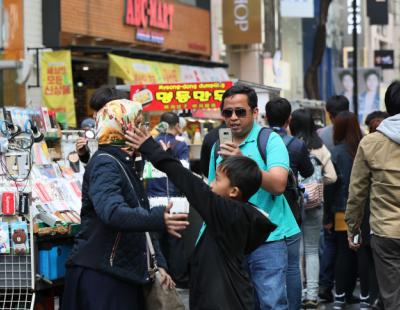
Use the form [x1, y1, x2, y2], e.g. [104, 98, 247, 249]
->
[76, 137, 88, 156]
[158, 267, 176, 290]
[164, 203, 189, 238]
[125, 126, 151, 151]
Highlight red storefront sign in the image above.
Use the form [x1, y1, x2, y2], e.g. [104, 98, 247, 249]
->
[125, 0, 174, 31]
[130, 81, 233, 111]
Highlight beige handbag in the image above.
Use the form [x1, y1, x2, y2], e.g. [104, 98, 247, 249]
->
[143, 232, 185, 310]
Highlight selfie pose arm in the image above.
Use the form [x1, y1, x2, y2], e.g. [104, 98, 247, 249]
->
[126, 129, 244, 232]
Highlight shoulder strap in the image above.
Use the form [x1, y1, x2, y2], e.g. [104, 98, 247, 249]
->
[283, 135, 296, 148]
[97, 153, 158, 270]
[257, 127, 273, 165]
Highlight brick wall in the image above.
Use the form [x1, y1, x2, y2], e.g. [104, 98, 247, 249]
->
[60, 0, 211, 56]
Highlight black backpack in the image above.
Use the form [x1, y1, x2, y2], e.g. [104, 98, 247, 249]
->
[214, 127, 304, 226]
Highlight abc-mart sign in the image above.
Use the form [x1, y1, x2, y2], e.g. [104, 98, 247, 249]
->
[124, 0, 174, 31]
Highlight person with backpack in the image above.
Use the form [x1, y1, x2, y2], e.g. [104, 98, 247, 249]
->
[265, 97, 314, 310]
[289, 109, 337, 309]
[208, 84, 298, 310]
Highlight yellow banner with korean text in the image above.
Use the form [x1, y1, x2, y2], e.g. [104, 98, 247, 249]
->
[109, 54, 181, 84]
[130, 82, 233, 111]
[41, 50, 76, 127]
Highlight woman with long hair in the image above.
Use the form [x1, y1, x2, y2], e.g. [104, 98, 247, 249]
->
[290, 109, 337, 309]
[325, 111, 371, 309]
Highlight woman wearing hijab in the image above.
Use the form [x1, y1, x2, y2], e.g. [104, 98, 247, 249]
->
[63, 99, 189, 310]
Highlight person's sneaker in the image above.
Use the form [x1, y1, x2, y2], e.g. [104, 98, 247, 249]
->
[304, 299, 318, 309]
[334, 293, 346, 310]
[371, 297, 384, 310]
[346, 294, 361, 304]
[318, 286, 334, 303]
[360, 295, 371, 310]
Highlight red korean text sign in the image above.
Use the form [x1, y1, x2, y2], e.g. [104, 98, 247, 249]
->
[130, 81, 233, 111]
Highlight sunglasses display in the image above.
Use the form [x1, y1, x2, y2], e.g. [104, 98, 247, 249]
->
[221, 108, 249, 118]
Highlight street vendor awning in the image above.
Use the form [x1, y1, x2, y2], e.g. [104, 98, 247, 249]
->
[108, 54, 230, 84]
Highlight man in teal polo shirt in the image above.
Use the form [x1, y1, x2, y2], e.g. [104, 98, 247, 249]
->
[208, 84, 300, 310]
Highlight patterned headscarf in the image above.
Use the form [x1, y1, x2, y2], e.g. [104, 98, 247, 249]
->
[96, 99, 142, 147]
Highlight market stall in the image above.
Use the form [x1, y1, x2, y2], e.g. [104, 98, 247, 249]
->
[0, 107, 86, 309]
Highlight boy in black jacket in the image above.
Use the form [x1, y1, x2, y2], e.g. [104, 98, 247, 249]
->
[126, 128, 276, 310]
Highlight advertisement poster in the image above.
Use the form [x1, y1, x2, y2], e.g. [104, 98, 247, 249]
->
[109, 54, 229, 84]
[333, 68, 382, 122]
[40, 50, 76, 127]
[131, 81, 233, 111]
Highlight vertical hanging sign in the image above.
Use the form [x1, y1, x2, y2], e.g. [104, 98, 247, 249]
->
[40, 50, 76, 128]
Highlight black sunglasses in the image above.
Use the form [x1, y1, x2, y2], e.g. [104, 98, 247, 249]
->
[221, 108, 250, 118]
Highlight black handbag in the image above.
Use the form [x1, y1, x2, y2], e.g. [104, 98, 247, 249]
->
[98, 153, 185, 310]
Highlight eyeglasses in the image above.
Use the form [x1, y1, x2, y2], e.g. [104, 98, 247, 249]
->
[221, 108, 250, 118]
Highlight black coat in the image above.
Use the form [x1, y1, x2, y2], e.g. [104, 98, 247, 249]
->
[324, 143, 354, 224]
[140, 138, 277, 310]
[68, 145, 167, 284]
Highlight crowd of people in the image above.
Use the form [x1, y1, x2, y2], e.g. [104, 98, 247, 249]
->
[62, 82, 399, 310]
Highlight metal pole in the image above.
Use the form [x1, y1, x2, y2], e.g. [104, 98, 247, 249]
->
[352, 0, 358, 119]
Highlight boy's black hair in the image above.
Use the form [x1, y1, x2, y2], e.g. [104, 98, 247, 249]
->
[221, 84, 258, 110]
[384, 81, 400, 116]
[265, 97, 292, 127]
[326, 95, 349, 118]
[218, 156, 262, 202]
[364, 111, 389, 126]
[160, 112, 179, 127]
[90, 86, 128, 111]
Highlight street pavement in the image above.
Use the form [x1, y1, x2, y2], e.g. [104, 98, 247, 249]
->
[318, 302, 360, 309]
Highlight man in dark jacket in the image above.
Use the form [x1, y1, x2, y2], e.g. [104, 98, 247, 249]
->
[126, 127, 277, 310]
[146, 112, 190, 288]
[317, 95, 350, 302]
[265, 97, 314, 310]
[318, 95, 350, 152]
[200, 123, 225, 178]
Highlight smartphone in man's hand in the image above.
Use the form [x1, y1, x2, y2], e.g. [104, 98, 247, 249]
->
[219, 128, 233, 145]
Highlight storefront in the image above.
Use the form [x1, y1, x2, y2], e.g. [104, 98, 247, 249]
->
[41, 0, 229, 126]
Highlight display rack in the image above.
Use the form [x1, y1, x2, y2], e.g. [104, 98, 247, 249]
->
[0, 216, 35, 310]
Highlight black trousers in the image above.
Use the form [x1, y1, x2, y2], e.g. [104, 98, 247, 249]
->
[371, 235, 400, 310]
[62, 266, 143, 310]
[334, 231, 372, 297]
